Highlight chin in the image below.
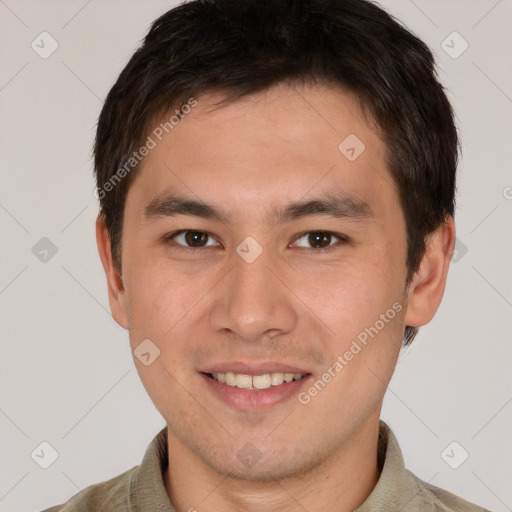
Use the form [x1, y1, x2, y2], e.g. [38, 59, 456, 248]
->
[199, 442, 327, 483]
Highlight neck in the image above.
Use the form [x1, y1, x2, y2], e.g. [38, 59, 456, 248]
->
[164, 418, 382, 512]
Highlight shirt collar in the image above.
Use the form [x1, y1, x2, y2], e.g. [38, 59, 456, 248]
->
[355, 420, 432, 511]
[128, 426, 176, 512]
[127, 420, 428, 512]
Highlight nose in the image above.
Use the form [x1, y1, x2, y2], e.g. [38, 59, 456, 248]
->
[210, 245, 298, 343]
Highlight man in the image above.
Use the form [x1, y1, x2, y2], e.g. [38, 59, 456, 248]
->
[43, 0, 491, 510]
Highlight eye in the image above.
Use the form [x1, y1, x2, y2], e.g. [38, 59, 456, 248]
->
[291, 231, 347, 252]
[164, 229, 347, 253]
[165, 230, 219, 250]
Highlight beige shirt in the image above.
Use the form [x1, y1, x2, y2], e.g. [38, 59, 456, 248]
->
[41, 421, 491, 512]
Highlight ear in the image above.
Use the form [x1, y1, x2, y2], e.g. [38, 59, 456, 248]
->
[96, 214, 129, 329]
[404, 215, 456, 328]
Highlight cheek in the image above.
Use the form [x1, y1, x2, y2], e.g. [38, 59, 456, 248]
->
[300, 276, 404, 421]
[124, 263, 197, 411]
[298, 259, 405, 402]
[294, 257, 399, 339]
[123, 258, 199, 347]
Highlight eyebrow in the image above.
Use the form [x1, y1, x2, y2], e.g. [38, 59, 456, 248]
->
[144, 191, 373, 225]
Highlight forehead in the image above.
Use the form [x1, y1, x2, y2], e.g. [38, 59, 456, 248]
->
[127, 82, 399, 225]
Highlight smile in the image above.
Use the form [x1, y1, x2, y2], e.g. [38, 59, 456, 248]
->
[209, 372, 305, 390]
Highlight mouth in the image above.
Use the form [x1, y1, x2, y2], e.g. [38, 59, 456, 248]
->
[205, 371, 306, 390]
[199, 366, 312, 410]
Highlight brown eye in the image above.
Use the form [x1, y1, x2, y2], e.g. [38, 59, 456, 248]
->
[168, 230, 218, 249]
[292, 231, 346, 251]
[184, 231, 209, 247]
[308, 232, 333, 248]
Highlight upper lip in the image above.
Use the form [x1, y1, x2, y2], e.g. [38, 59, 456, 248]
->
[199, 361, 310, 376]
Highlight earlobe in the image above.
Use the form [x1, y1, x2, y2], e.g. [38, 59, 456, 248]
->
[95, 214, 130, 329]
[403, 215, 456, 328]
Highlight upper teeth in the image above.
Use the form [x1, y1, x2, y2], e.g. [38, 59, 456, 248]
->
[211, 372, 304, 390]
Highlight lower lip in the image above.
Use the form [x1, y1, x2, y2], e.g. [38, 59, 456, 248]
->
[200, 373, 311, 410]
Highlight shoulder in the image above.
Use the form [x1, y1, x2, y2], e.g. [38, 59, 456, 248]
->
[374, 422, 493, 512]
[38, 465, 137, 512]
[38, 427, 170, 512]
[409, 470, 493, 512]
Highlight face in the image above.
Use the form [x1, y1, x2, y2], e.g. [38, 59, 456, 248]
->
[104, 82, 414, 480]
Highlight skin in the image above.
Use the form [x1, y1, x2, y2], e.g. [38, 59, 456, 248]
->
[97, 81, 456, 512]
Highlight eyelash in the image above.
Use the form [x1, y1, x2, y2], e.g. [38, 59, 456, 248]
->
[163, 230, 349, 254]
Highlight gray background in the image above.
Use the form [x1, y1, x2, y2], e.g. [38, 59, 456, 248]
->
[0, 1, 511, 511]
